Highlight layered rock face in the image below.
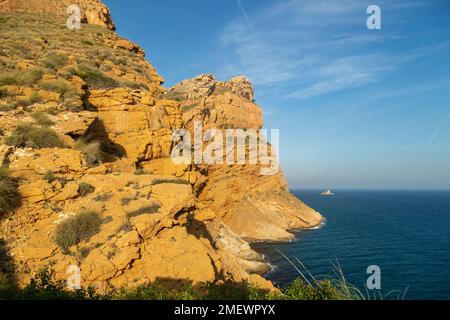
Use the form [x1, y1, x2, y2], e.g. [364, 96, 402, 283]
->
[0, 1, 322, 291]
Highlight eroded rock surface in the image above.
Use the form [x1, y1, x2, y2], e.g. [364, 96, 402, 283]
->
[0, 0, 322, 292]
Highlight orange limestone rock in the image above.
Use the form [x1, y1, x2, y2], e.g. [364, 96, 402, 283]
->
[0, 0, 322, 292]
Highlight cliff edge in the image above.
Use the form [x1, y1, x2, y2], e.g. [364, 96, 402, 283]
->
[0, 0, 322, 292]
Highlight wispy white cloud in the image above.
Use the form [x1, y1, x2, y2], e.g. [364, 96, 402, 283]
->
[235, 0, 253, 30]
[428, 114, 450, 145]
[287, 54, 393, 99]
[220, 0, 442, 100]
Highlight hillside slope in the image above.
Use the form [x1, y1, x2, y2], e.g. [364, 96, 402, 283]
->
[0, 0, 322, 291]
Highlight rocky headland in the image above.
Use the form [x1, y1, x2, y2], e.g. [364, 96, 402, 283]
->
[0, 0, 322, 292]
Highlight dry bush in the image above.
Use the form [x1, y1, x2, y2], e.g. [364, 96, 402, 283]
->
[5, 124, 62, 148]
[55, 211, 103, 253]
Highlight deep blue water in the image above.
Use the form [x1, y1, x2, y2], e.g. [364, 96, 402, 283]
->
[252, 190, 450, 300]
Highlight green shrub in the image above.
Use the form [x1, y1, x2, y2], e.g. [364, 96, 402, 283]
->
[181, 104, 197, 113]
[29, 92, 42, 104]
[0, 271, 364, 301]
[43, 170, 56, 183]
[282, 279, 341, 300]
[81, 40, 94, 46]
[55, 211, 103, 253]
[115, 58, 128, 66]
[0, 167, 21, 215]
[0, 88, 9, 98]
[42, 52, 68, 70]
[78, 182, 95, 196]
[202, 280, 265, 300]
[39, 80, 77, 97]
[0, 69, 43, 87]
[90, 48, 112, 60]
[31, 111, 54, 127]
[0, 266, 101, 300]
[121, 80, 144, 90]
[5, 124, 63, 148]
[18, 69, 43, 86]
[0, 103, 16, 112]
[0, 75, 18, 86]
[75, 67, 119, 89]
[115, 283, 199, 300]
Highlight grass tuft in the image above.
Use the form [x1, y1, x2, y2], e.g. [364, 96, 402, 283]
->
[31, 111, 54, 127]
[5, 124, 63, 149]
[75, 67, 119, 89]
[43, 170, 56, 183]
[151, 178, 190, 186]
[54, 211, 103, 253]
[127, 204, 161, 218]
[42, 52, 68, 70]
[78, 182, 95, 196]
[74, 138, 106, 166]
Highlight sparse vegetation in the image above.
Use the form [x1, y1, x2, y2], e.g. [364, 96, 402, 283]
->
[0, 69, 43, 86]
[181, 104, 197, 113]
[54, 211, 103, 253]
[31, 111, 54, 127]
[5, 124, 63, 148]
[15, 92, 42, 108]
[18, 69, 43, 86]
[81, 40, 94, 46]
[0, 167, 21, 215]
[74, 138, 106, 166]
[42, 52, 68, 70]
[93, 193, 112, 202]
[0, 268, 362, 300]
[0, 103, 16, 112]
[0, 75, 18, 86]
[151, 178, 190, 186]
[75, 67, 119, 89]
[78, 182, 95, 196]
[29, 92, 42, 104]
[120, 194, 138, 206]
[39, 80, 77, 97]
[127, 204, 161, 218]
[0, 88, 9, 98]
[43, 170, 56, 183]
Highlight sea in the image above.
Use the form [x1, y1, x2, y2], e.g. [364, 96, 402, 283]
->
[252, 190, 450, 300]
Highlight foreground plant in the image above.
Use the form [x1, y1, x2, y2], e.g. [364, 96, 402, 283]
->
[0, 167, 21, 216]
[54, 211, 103, 254]
[0, 267, 357, 301]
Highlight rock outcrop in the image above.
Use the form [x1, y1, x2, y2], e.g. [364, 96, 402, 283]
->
[0, 0, 322, 292]
[0, 0, 115, 30]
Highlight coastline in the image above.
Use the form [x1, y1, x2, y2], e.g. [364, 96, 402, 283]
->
[250, 214, 327, 280]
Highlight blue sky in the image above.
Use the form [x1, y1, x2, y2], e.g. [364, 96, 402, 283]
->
[103, 0, 450, 189]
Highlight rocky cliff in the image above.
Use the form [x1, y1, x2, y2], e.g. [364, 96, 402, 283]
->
[0, 0, 322, 292]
